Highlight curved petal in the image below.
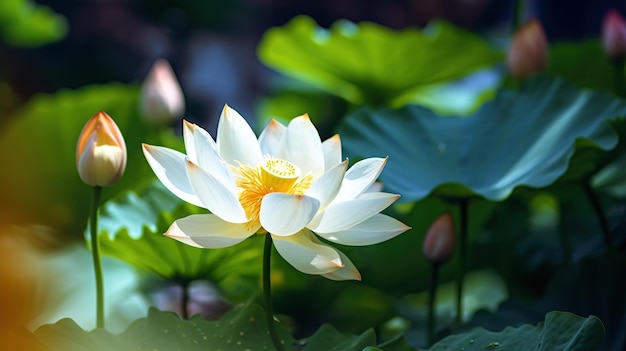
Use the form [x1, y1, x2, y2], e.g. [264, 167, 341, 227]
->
[277, 114, 325, 175]
[305, 160, 347, 209]
[184, 120, 236, 188]
[315, 214, 410, 246]
[165, 214, 256, 248]
[216, 104, 263, 167]
[142, 144, 203, 207]
[321, 249, 361, 281]
[308, 192, 400, 233]
[186, 161, 248, 223]
[260, 193, 320, 236]
[334, 157, 388, 202]
[322, 134, 342, 171]
[272, 229, 343, 275]
[258, 119, 286, 156]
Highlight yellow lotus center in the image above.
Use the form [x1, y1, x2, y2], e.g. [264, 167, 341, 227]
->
[233, 158, 313, 232]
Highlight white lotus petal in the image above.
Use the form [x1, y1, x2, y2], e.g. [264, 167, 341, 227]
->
[258, 119, 286, 156]
[183, 120, 199, 164]
[315, 214, 410, 246]
[186, 161, 248, 223]
[308, 192, 400, 233]
[260, 193, 320, 236]
[272, 229, 343, 275]
[334, 157, 388, 202]
[216, 105, 263, 167]
[322, 134, 342, 171]
[305, 160, 347, 208]
[183, 121, 236, 188]
[321, 249, 361, 281]
[277, 115, 325, 175]
[165, 214, 256, 248]
[142, 144, 203, 207]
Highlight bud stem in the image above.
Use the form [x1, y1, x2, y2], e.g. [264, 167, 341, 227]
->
[426, 262, 441, 347]
[582, 179, 616, 256]
[263, 234, 284, 351]
[455, 199, 469, 326]
[90, 186, 105, 329]
[511, 0, 525, 33]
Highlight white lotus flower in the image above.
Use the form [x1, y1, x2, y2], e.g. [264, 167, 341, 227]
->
[142, 105, 409, 280]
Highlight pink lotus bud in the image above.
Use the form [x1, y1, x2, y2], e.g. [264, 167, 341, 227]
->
[602, 10, 626, 58]
[507, 19, 548, 78]
[423, 212, 456, 263]
[76, 111, 127, 186]
[140, 59, 185, 125]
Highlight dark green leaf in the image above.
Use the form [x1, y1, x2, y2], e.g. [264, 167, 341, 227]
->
[338, 76, 626, 202]
[427, 311, 604, 351]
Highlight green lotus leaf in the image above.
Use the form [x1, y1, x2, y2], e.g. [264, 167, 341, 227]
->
[96, 182, 262, 298]
[258, 16, 503, 106]
[426, 311, 604, 351]
[0, 0, 67, 46]
[34, 302, 295, 351]
[338, 76, 626, 202]
[0, 83, 182, 237]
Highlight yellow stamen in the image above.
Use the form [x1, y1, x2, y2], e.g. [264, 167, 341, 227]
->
[232, 158, 314, 232]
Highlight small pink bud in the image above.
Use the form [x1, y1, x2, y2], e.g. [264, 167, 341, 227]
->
[76, 111, 127, 187]
[602, 10, 626, 58]
[423, 212, 456, 263]
[140, 59, 185, 125]
[507, 19, 548, 78]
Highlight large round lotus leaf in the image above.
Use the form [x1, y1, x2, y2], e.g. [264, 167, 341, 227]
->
[338, 76, 626, 202]
[258, 16, 502, 106]
[95, 182, 262, 298]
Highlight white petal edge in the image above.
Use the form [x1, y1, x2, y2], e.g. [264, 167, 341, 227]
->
[321, 248, 361, 281]
[182, 120, 199, 164]
[183, 120, 237, 188]
[216, 104, 263, 167]
[322, 134, 342, 171]
[308, 192, 400, 233]
[334, 157, 388, 202]
[272, 229, 343, 275]
[305, 160, 347, 209]
[142, 144, 203, 207]
[258, 119, 286, 156]
[260, 193, 320, 236]
[186, 161, 248, 223]
[315, 213, 410, 246]
[277, 115, 325, 175]
[165, 214, 256, 248]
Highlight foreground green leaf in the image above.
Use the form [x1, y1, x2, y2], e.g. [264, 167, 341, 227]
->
[338, 76, 626, 202]
[258, 16, 502, 106]
[426, 311, 604, 351]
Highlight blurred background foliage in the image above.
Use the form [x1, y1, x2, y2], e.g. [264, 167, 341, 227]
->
[1, 0, 626, 350]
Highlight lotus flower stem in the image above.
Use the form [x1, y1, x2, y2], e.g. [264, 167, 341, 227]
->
[455, 199, 469, 325]
[558, 208, 573, 265]
[89, 186, 105, 329]
[583, 180, 615, 255]
[180, 281, 190, 319]
[611, 56, 626, 97]
[427, 262, 441, 346]
[263, 234, 284, 351]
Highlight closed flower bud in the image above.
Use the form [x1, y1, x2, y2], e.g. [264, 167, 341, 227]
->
[602, 10, 626, 58]
[507, 19, 548, 79]
[140, 59, 185, 125]
[423, 212, 456, 263]
[76, 111, 127, 186]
